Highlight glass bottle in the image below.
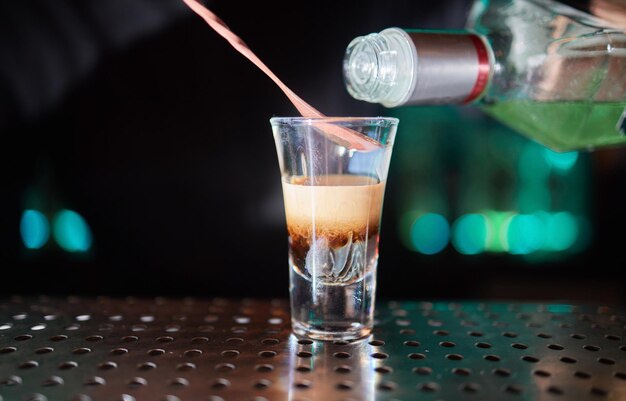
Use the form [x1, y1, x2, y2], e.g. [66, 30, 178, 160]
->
[343, 0, 626, 151]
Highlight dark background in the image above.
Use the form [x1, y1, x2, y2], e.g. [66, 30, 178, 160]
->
[1, 0, 624, 303]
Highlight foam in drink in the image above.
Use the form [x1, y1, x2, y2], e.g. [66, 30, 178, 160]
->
[282, 174, 385, 339]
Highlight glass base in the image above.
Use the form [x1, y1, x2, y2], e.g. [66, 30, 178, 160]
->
[291, 320, 372, 341]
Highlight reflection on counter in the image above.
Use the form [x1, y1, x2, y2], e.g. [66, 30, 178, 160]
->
[288, 334, 376, 401]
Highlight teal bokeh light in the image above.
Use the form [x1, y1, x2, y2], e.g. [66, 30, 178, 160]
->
[452, 214, 487, 255]
[53, 210, 92, 252]
[543, 148, 578, 172]
[410, 213, 449, 255]
[546, 212, 578, 251]
[507, 214, 545, 254]
[20, 210, 50, 249]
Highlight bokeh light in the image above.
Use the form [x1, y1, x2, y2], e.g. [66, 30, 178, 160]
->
[507, 214, 545, 254]
[545, 211, 578, 251]
[452, 214, 487, 255]
[542, 148, 578, 172]
[410, 213, 449, 255]
[20, 210, 49, 249]
[483, 210, 514, 252]
[53, 210, 92, 252]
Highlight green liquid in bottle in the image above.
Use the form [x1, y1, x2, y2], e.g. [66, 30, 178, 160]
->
[483, 101, 626, 152]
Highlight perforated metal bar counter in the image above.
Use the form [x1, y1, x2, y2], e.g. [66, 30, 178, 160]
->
[1, 297, 625, 401]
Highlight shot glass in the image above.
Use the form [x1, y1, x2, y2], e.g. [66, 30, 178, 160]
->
[271, 117, 398, 340]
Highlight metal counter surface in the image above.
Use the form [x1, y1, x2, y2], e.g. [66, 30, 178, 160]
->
[1, 297, 625, 400]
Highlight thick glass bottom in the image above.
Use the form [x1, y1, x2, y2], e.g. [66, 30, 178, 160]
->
[291, 319, 372, 341]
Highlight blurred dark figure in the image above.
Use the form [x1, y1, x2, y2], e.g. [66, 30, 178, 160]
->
[0, 0, 472, 297]
[1, 0, 624, 303]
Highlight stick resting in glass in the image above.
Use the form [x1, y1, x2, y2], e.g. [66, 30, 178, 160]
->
[271, 117, 398, 341]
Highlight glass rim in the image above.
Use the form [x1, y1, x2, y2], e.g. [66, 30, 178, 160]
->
[270, 116, 399, 127]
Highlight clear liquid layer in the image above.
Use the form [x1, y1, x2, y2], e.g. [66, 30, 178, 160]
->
[290, 265, 375, 340]
[484, 101, 626, 152]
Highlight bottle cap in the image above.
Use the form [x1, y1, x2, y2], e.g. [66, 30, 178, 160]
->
[344, 28, 417, 107]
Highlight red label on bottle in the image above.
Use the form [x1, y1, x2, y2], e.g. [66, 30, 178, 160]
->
[463, 35, 490, 104]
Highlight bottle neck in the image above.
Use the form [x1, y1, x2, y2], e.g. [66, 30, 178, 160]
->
[344, 29, 492, 106]
[344, 28, 418, 107]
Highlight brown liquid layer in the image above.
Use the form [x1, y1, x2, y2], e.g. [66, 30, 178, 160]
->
[288, 225, 380, 263]
[288, 225, 379, 246]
